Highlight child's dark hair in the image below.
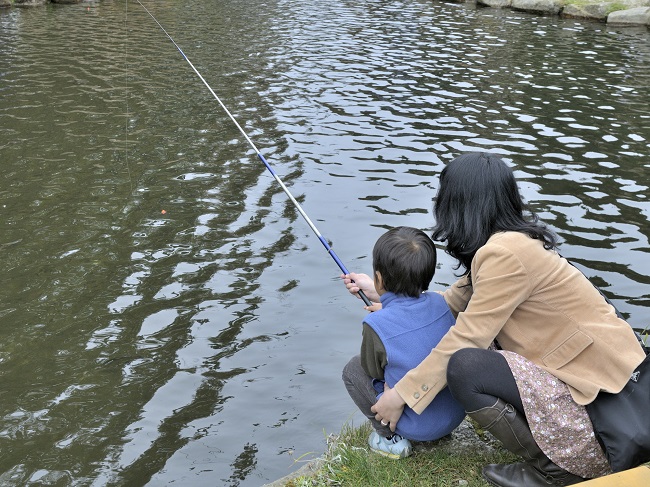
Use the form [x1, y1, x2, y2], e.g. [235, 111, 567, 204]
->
[373, 226, 437, 298]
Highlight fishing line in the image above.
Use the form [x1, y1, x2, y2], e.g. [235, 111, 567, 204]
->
[134, 0, 372, 306]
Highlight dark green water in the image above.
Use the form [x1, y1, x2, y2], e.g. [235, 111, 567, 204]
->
[0, 0, 648, 485]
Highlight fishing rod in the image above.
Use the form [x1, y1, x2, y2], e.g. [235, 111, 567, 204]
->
[134, 0, 372, 307]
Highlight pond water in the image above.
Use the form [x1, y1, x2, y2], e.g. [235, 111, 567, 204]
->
[0, 0, 649, 485]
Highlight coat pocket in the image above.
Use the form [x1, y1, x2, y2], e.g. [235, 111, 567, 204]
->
[542, 330, 593, 369]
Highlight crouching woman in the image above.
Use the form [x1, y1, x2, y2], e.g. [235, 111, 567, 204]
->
[343, 153, 646, 486]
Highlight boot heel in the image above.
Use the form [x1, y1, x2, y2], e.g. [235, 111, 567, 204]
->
[469, 399, 585, 487]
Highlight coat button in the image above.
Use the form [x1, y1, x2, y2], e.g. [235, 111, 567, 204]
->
[422, 384, 429, 391]
[413, 392, 420, 399]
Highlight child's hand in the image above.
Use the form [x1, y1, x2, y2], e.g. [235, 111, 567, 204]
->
[364, 302, 382, 312]
[340, 272, 380, 303]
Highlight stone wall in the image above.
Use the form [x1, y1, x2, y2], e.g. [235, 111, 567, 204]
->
[457, 0, 650, 26]
[1, 0, 89, 8]
[1, 0, 648, 28]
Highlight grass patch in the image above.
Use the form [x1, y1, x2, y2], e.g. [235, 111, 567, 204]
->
[284, 420, 518, 487]
[563, 0, 596, 5]
[603, 2, 633, 14]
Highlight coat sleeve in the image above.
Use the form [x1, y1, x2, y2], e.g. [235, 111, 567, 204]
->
[442, 275, 472, 317]
[395, 242, 534, 414]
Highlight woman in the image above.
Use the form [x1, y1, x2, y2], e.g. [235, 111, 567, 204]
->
[342, 152, 646, 486]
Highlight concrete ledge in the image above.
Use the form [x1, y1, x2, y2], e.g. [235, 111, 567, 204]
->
[607, 6, 650, 24]
[563, 3, 612, 20]
[478, 0, 514, 8]
[511, 0, 565, 14]
[261, 458, 325, 487]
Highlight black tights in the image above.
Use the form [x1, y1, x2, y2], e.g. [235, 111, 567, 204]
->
[446, 348, 524, 415]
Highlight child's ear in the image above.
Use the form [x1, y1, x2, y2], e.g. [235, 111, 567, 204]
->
[374, 271, 384, 292]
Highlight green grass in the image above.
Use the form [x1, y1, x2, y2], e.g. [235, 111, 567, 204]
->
[560, 0, 630, 13]
[283, 420, 519, 487]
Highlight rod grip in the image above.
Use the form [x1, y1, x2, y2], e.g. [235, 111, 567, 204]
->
[326, 247, 374, 307]
[357, 289, 372, 307]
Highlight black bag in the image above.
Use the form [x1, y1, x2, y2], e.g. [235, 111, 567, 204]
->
[586, 350, 650, 472]
[567, 259, 650, 470]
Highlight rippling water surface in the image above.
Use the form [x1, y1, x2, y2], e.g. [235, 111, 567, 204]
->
[0, 0, 649, 485]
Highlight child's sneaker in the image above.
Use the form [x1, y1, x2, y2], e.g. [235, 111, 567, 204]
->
[367, 431, 412, 459]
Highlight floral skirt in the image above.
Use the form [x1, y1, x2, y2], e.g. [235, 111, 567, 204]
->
[498, 350, 612, 479]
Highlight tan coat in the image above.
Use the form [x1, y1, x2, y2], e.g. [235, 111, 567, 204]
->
[395, 231, 646, 414]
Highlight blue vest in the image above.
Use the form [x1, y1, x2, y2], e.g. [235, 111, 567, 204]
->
[364, 292, 466, 441]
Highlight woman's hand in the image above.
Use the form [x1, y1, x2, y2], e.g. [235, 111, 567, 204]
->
[371, 384, 405, 433]
[340, 272, 380, 304]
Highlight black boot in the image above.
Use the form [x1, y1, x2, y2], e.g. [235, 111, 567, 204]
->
[468, 399, 586, 487]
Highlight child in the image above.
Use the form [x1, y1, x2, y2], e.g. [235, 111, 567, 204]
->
[342, 226, 465, 458]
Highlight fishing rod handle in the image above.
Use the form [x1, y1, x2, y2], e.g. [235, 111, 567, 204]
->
[328, 249, 373, 307]
[356, 289, 373, 307]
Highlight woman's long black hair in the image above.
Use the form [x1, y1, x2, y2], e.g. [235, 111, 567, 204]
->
[431, 152, 558, 274]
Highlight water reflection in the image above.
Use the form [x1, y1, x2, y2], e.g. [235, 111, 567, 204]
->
[0, 1, 648, 486]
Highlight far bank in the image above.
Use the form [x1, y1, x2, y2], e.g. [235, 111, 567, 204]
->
[1, 0, 649, 28]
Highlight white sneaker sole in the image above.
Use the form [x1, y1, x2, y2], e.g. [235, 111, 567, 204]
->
[368, 445, 411, 459]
